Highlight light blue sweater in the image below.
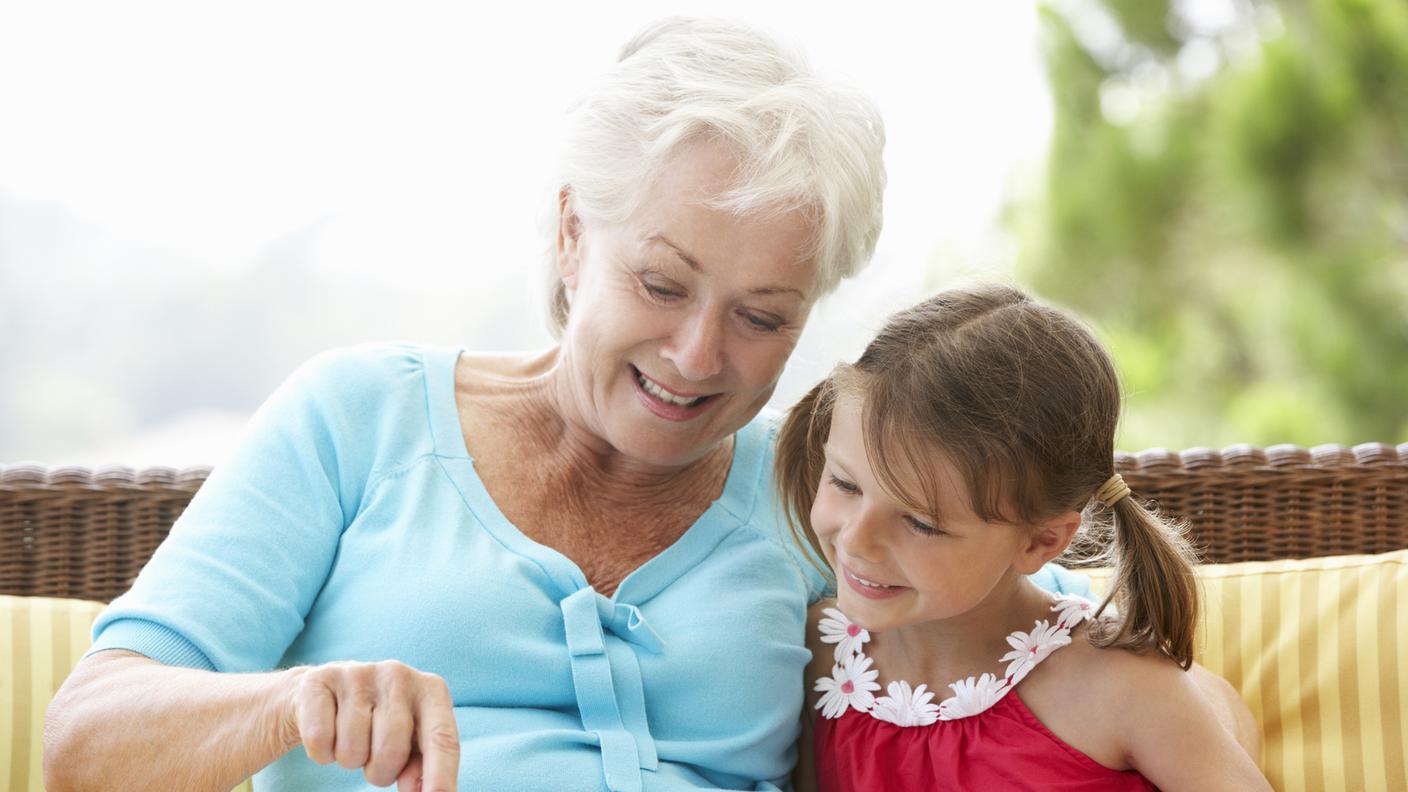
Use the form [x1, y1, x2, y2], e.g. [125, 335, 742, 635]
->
[90, 344, 1090, 791]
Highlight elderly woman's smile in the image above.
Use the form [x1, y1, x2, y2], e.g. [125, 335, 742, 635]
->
[631, 365, 717, 415]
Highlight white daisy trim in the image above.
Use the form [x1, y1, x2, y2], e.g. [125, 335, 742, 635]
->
[817, 595, 1096, 726]
[871, 680, 940, 727]
[814, 652, 881, 718]
[937, 672, 1005, 720]
[817, 607, 871, 662]
[1051, 592, 1098, 629]
[999, 619, 1071, 686]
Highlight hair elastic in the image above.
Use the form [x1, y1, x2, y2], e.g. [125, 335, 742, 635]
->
[1095, 474, 1132, 508]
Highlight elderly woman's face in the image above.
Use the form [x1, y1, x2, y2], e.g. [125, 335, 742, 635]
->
[557, 141, 817, 468]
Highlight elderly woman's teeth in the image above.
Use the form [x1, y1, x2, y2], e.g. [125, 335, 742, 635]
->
[638, 373, 704, 407]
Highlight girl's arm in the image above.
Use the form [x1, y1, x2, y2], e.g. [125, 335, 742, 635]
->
[791, 601, 834, 792]
[1115, 658, 1272, 791]
[793, 705, 818, 792]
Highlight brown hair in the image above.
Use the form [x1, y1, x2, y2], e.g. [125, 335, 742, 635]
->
[776, 283, 1200, 668]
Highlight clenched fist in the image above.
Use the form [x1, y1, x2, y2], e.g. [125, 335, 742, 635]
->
[283, 660, 460, 791]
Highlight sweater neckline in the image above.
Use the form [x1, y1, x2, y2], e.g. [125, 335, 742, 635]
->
[424, 346, 772, 605]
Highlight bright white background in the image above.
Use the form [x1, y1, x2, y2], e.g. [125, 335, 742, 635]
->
[0, 0, 1054, 466]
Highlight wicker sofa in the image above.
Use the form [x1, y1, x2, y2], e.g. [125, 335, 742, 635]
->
[4, 444, 1407, 791]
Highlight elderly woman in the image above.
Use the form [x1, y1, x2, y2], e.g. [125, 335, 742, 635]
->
[45, 18, 1080, 792]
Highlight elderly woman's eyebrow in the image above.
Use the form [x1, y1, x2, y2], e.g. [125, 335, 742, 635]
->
[648, 233, 704, 271]
[648, 233, 808, 299]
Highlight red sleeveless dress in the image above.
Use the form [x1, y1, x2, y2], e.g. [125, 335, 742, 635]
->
[811, 597, 1158, 791]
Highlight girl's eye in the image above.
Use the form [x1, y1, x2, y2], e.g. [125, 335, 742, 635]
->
[827, 473, 859, 495]
[904, 515, 946, 537]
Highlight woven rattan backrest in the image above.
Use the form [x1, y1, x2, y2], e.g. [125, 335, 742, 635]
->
[1, 465, 209, 601]
[1115, 442, 1408, 566]
[3, 442, 1407, 601]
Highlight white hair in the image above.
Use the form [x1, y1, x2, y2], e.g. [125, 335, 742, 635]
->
[545, 16, 887, 333]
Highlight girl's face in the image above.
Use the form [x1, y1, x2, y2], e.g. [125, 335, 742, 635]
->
[810, 396, 1035, 631]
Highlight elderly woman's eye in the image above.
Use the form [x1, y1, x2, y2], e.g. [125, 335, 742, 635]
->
[643, 281, 684, 301]
[743, 311, 784, 332]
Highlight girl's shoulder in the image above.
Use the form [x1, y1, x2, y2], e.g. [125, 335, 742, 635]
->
[1027, 618, 1189, 706]
[1025, 629, 1268, 788]
[1019, 621, 1191, 769]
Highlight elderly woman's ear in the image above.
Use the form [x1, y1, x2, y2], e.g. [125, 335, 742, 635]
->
[557, 186, 584, 293]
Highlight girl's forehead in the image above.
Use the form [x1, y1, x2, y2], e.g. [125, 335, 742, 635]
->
[831, 395, 979, 518]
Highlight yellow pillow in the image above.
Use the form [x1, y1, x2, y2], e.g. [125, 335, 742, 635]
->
[1089, 549, 1408, 792]
[0, 594, 252, 792]
[1, 594, 106, 792]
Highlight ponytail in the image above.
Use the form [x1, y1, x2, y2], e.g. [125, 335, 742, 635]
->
[775, 378, 838, 581]
[1089, 484, 1200, 669]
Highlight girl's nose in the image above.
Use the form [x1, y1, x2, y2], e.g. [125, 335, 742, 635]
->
[837, 507, 887, 564]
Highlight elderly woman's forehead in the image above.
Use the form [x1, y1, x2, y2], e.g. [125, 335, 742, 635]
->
[649, 139, 743, 199]
[639, 142, 812, 228]
[617, 147, 815, 276]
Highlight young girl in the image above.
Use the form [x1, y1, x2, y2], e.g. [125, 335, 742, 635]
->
[777, 284, 1270, 791]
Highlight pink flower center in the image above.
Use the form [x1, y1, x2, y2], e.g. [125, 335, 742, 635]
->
[841, 681, 855, 694]
[846, 624, 861, 637]
[1029, 646, 1038, 654]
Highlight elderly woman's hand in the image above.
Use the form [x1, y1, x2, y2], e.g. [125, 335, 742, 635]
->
[45, 650, 462, 792]
[285, 660, 461, 791]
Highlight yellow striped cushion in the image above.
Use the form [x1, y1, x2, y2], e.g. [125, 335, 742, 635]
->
[0, 594, 252, 792]
[1089, 549, 1408, 792]
[8, 553, 1405, 792]
[1, 595, 105, 792]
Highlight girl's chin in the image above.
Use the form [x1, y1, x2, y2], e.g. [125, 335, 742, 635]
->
[835, 595, 903, 630]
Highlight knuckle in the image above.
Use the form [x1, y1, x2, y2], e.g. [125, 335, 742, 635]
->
[425, 724, 461, 755]
[296, 667, 334, 694]
[374, 659, 412, 681]
[375, 661, 419, 696]
[423, 673, 452, 699]
[344, 660, 376, 682]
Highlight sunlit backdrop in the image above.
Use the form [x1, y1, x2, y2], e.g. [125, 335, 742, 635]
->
[4, 0, 1404, 466]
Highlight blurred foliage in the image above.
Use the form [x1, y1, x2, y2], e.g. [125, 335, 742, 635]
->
[1013, 0, 1408, 450]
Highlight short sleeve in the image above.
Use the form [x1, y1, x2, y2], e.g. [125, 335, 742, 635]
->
[757, 484, 832, 604]
[88, 347, 410, 672]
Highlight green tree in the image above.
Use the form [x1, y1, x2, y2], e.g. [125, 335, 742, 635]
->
[1014, 0, 1408, 450]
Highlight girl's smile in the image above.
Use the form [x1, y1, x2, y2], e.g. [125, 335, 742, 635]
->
[840, 564, 909, 599]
